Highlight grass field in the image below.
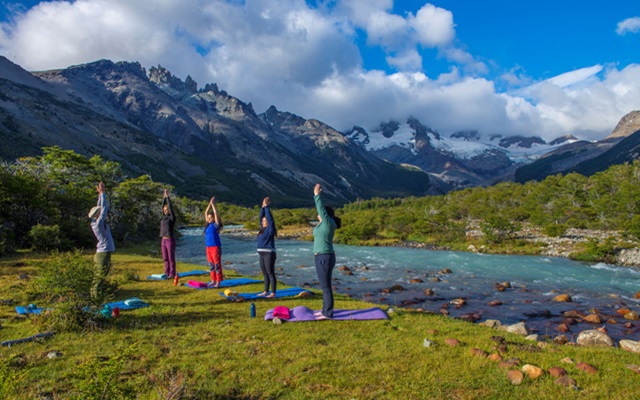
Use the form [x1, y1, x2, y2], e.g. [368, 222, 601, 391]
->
[1, 246, 639, 399]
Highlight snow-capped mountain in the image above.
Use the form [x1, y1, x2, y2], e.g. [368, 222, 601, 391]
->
[344, 119, 579, 188]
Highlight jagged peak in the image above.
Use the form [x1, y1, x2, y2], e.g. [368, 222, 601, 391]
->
[148, 64, 197, 94]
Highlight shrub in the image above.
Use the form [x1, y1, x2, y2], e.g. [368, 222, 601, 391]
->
[569, 238, 617, 264]
[29, 251, 118, 332]
[28, 224, 62, 252]
[543, 223, 568, 238]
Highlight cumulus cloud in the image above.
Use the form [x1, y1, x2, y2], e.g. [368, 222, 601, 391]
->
[0, 0, 638, 142]
[616, 17, 640, 35]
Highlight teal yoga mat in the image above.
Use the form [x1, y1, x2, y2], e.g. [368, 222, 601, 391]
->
[219, 287, 313, 300]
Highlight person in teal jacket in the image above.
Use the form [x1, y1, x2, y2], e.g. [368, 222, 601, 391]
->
[312, 183, 341, 319]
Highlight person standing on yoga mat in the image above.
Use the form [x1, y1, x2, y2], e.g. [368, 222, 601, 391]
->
[160, 189, 177, 280]
[256, 196, 277, 298]
[89, 181, 115, 300]
[204, 196, 224, 287]
[312, 183, 341, 320]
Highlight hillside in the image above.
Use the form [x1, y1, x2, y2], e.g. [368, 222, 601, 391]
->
[0, 57, 432, 207]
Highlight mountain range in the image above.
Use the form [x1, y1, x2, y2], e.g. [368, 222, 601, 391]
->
[1, 56, 638, 206]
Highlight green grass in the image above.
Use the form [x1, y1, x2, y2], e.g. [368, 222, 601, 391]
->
[1, 248, 639, 399]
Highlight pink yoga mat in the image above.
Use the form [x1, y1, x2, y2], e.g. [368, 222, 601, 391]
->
[264, 306, 388, 321]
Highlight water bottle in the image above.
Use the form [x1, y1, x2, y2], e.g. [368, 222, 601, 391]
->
[250, 302, 256, 318]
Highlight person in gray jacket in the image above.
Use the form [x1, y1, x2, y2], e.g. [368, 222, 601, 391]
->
[88, 181, 115, 300]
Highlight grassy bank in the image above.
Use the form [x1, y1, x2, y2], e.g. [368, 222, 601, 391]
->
[1, 247, 639, 399]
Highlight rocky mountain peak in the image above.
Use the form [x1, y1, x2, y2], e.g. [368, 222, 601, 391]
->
[606, 110, 640, 139]
[549, 134, 578, 146]
[450, 130, 480, 141]
[148, 65, 197, 96]
[498, 135, 546, 149]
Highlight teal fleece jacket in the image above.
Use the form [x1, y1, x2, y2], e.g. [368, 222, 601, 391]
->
[313, 194, 336, 255]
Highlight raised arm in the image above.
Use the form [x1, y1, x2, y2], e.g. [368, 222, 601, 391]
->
[211, 199, 221, 227]
[313, 184, 330, 222]
[163, 190, 175, 220]
[96, 182, 108, 224]
[204, 197, 213, 220]
[260, 197, 273, 224]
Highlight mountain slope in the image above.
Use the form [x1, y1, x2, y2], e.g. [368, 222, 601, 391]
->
[514, 110, 640, 182]
[0, 57, 432, 206]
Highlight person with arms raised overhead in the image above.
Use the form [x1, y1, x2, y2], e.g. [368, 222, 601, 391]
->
[160, 189, 177, 282]
[204, 196, 224, 287]
[312, 183, 341, 320]
[256, 196, 277, 298]
[88, 181, 115, 300]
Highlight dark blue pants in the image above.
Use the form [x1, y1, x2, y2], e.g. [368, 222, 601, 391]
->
[259, 251, 277, 293]
[314, 253, 336, 318]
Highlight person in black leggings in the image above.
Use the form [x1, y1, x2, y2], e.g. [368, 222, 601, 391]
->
[256, 196, 277, 298]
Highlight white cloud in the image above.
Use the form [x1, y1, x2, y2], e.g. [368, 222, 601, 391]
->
[409, 3, 455, 48]
[0, 0, 638, 143]
[616, 17, 640, 35]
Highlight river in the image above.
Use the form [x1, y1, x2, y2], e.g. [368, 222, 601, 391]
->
[176, 228, 640, 342]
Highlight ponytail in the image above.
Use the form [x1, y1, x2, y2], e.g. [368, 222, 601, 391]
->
[325, 206, 342, 229]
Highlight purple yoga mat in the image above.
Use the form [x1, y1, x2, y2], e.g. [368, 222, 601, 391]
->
[264, 306, 388, 322]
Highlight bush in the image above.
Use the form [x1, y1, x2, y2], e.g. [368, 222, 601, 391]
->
[480, 215, 520, 244]
[569, 238, 617, 264]
[29, 251, 118, 332]
[543, 223, 568, 238]
[28, 224, 63, 252]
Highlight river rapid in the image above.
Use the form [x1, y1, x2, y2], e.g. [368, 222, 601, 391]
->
[176, 228, 640, 342]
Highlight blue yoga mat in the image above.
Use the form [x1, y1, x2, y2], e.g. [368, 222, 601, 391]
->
[185, 278, 262, 289]
[106, 297, 149, 310]
[16, 297, 149, 315]
[146, 270, 209, 280]
[219, 287, 313, 300]
[15, 305, 46, 315]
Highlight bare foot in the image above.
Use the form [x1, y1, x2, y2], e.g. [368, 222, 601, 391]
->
[266, 293, 276, 298]
[313, 311, 323, 316]
[256, 291, 268, 297]
[214, 282, 220, 288]
[315, 314, 330, 320]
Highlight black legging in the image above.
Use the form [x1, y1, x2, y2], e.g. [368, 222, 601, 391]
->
[259, 251, 277, 293]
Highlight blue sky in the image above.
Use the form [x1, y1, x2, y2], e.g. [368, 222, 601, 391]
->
[1, 0, 639, 140]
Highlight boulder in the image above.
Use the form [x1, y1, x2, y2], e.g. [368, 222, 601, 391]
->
[479, 319, 501, 328]
[576, 362, 598, 374]
[444, 338, 460, 347]
[547, 367, 567, 377]
[553, 294, 572, 302]
[470, 348, 489, 357]
[506, 370, 524, 385]
[424, 288, 435, 296]
[556, 323, 570, 333]
[620, 339, 640, 353]
[562, 310, 584, 318]
[554, 376, 577, 387]
[576, 329, 614, 347]
[502, 322, 530, 336]
[409, 278, 424, 283]
[582, 314, 602, 324]
[488, 353, 503, 362]
[488, 300, 502, 306]
[624, 311, 639, 320]
[521, 364, 545, 379]
[554, 335, 569, 345]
